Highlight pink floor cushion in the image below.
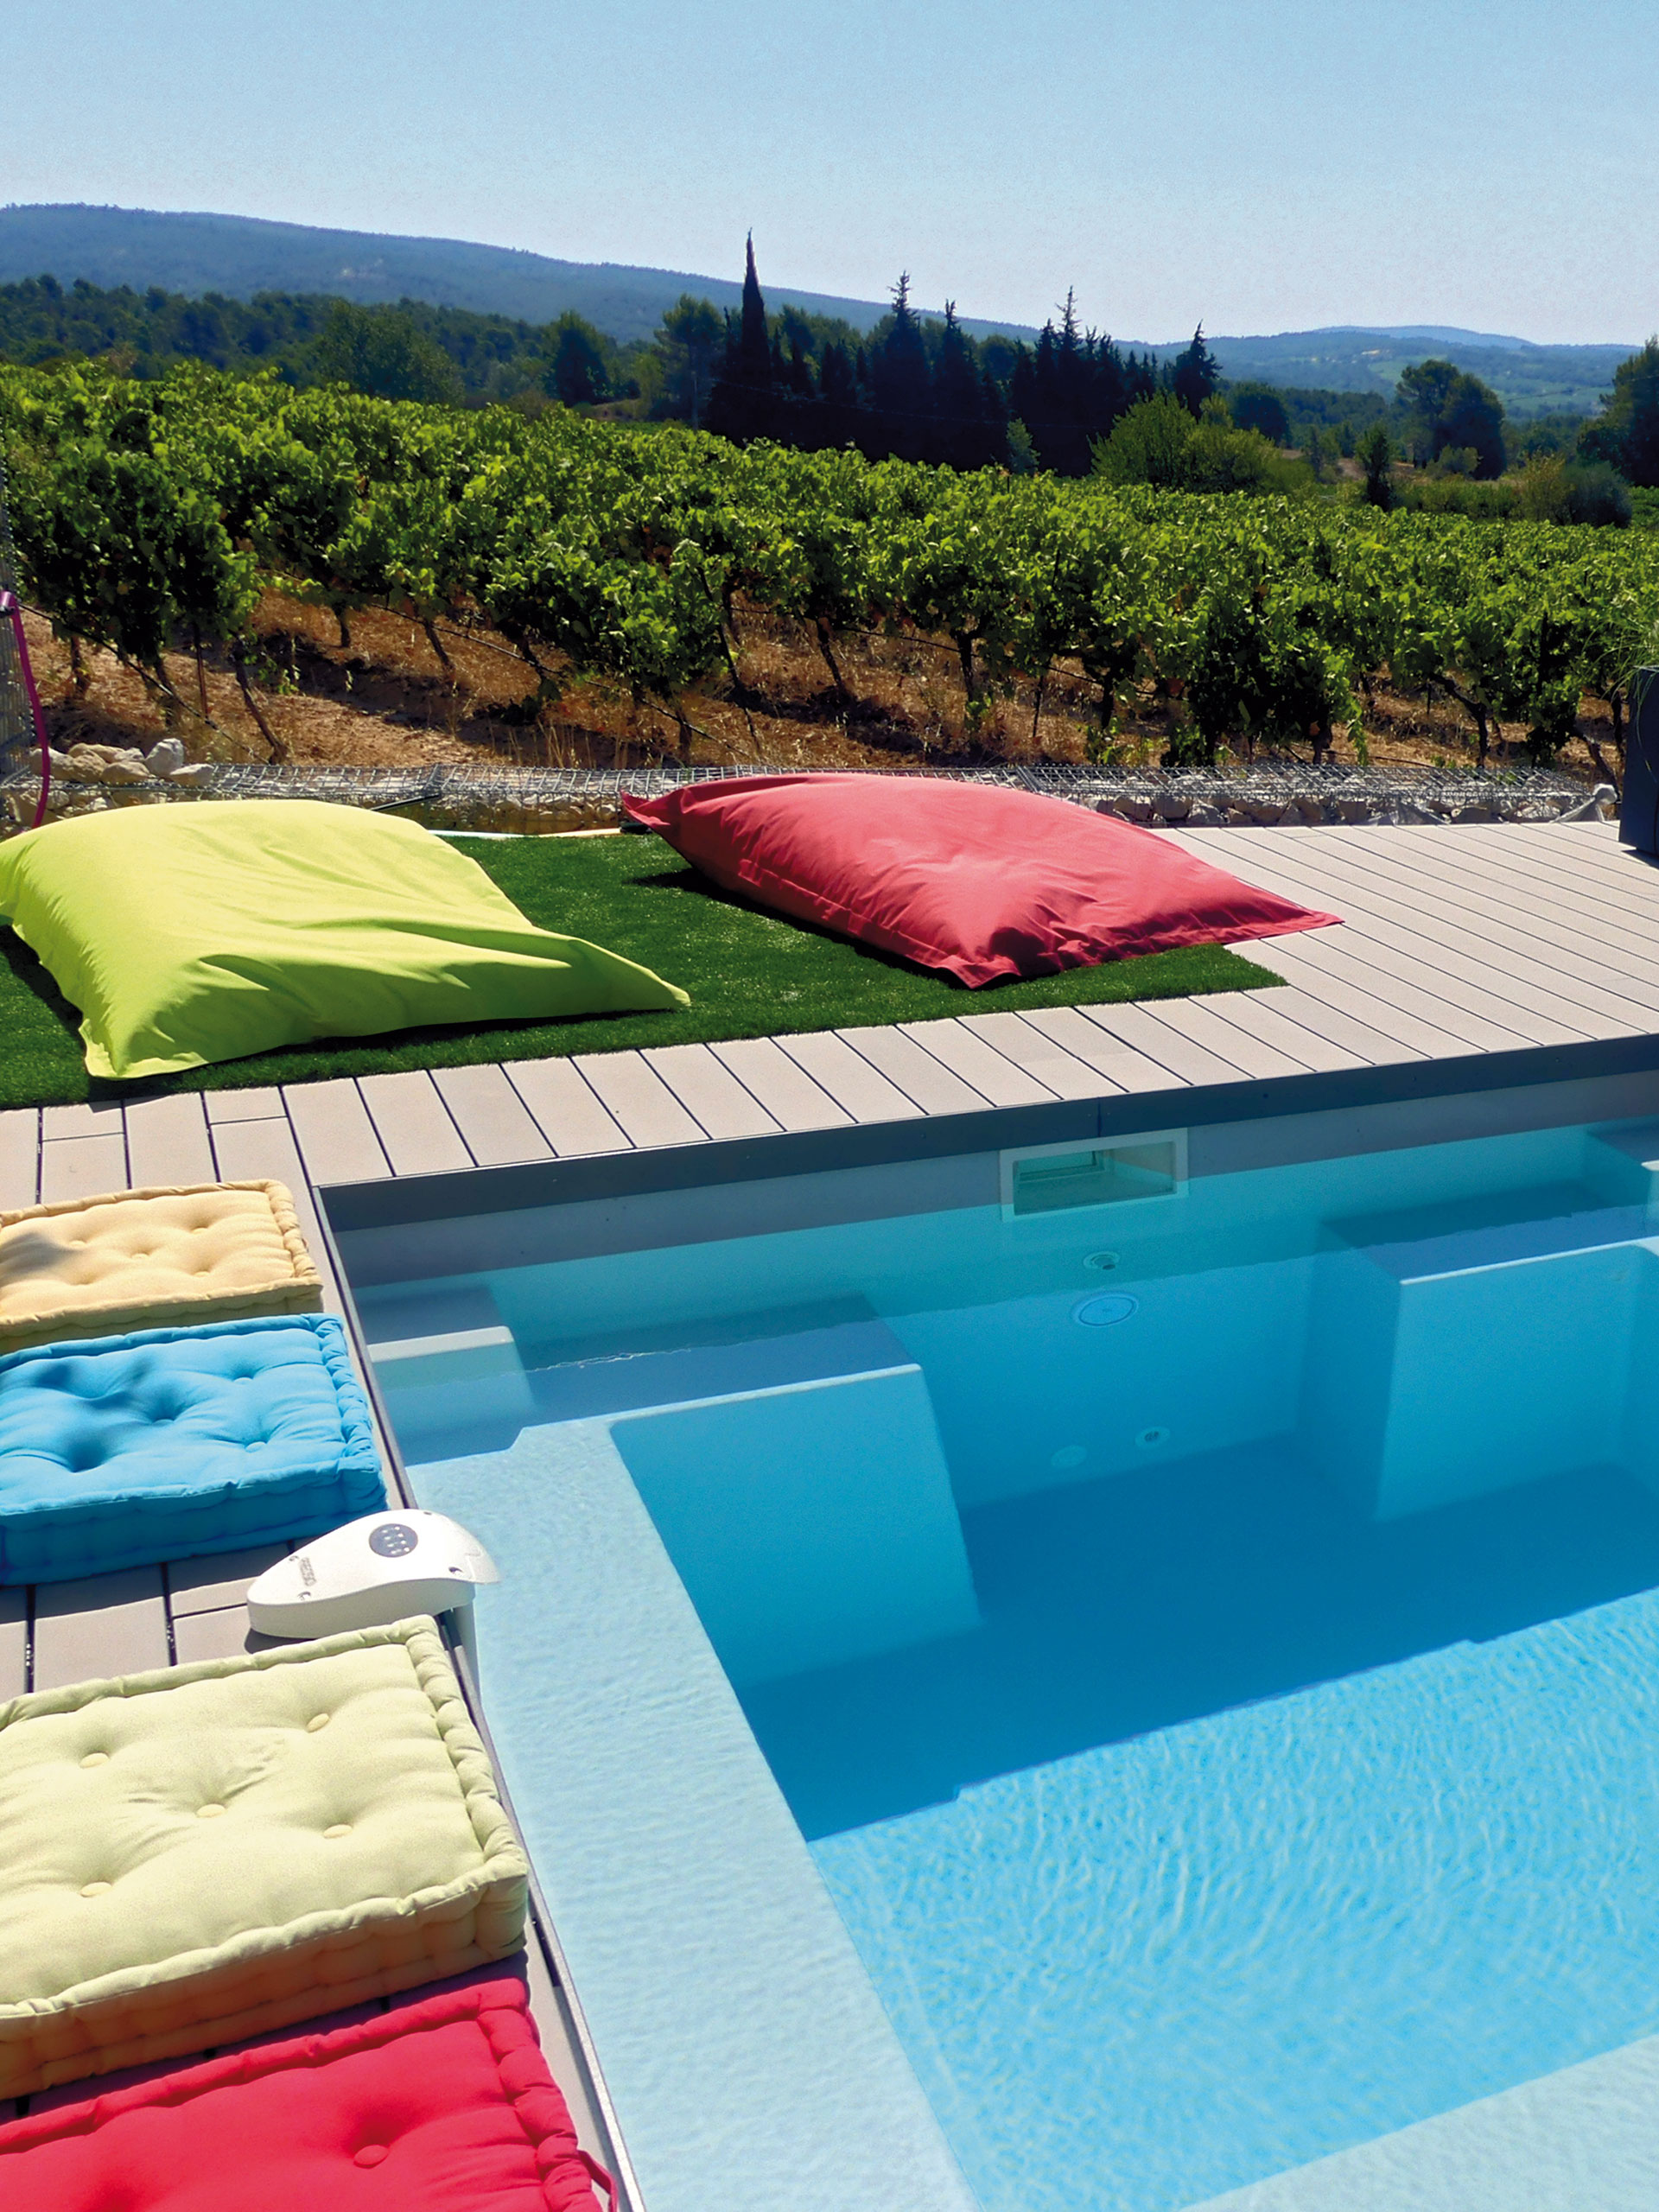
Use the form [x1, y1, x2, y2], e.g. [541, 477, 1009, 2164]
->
[0, 1978, 611, 2212]
[624, 774, 1339, 986]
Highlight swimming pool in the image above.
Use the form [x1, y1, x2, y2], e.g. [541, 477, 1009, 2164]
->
[340, 1083, 1659, 2212]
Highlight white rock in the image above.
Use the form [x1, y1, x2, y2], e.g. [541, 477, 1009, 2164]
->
[60, 747, 113, 782]
[99, 752, 154, 785]
[144, 739, 187, 777]
[166, 763, 217, 787]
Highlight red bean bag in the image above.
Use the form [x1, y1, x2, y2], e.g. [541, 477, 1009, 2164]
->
[0, 1978, 610, 2212]
[622, 776, 1338, 985]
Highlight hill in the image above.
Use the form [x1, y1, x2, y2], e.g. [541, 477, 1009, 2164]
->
[0, 204, 1037, 346]
[0, 206, 1637, 419]
[1179, 327, 1636, 419]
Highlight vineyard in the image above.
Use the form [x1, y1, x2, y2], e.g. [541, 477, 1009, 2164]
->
[2, 359, 1656, 782]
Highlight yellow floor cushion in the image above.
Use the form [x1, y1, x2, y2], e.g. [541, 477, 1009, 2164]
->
[0, 1181, 322, 1353]
[0, 1617, 528, 2095]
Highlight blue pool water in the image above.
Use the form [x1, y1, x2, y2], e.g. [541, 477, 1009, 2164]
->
[365, 1113, 1659, 2210]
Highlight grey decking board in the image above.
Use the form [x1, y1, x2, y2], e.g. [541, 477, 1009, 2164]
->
[205, 1088, 286, 1123]
[1136, 995, 1317, 1080]
[40, 1103, 125, 1140]
[1294, 830, 1659, 1026]
[170, 1605, 264, 1665]
[165, 1546, 289, 1618]
[1236, 980, 1425, 1068]
[206, 1113, 342, 1313]
[642, 1043, 781, 1141]
[283, 1078, 394, 1186]
[1016, 1006, 1185, 1094]
[1074, 1000, 1243, 1087]
[431, 1064, 557, 1166]
[896, 1018, 1058, 1108]
[1441, 823, 1659, 921]
[0, 1109, 38, 1208]
[504, 1058, 632, 1158]
[1183, 832, 1610, 1046]
[1182, 988, 1371, 1075]
[124, 1092, 215, 1187]
[576, 1049, 709, 1149]
[1387, 829, 1659, 969]
[1194, 827, 1654, 1039]
[1186, 829, 1630, 1042]
[775, 1029, 927, 1122]
[358, 1071, 474, 1178]
[707, 1037, 855, 1131]
[1244, 930, 1510, 1060]
[33, 1568, 169, 1690]
[38, 1132, 129, 1203]
[836, 1024, 999, 1116]
[953, 1010, 1117, 1101]
[0, 1588, 25, 1698]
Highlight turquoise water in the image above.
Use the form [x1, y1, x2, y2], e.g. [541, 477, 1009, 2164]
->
[369, 1115, 1659, 2210]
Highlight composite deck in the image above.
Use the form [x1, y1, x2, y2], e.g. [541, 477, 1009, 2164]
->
[4, 815, 1659, 2187]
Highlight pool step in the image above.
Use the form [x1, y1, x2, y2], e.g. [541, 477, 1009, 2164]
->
[527, 1300, 913, 1423]
[1303, 1186, 1659, 1518]
[607, 1363, 981, 1684]
[356, 1283, 536, 1455]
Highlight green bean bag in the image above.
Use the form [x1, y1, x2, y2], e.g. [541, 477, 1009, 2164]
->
[0, 1617, 528, 2095]
[0, 801, 689, 1078]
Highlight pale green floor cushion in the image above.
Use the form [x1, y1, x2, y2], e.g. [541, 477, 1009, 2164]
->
[0, 1618, 529, 2096]
[0, 799, 690, 1079]
[0, 1182, 323, 1355]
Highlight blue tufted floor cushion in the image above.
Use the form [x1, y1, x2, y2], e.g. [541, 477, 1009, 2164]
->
[0, 1316, 385, 1584]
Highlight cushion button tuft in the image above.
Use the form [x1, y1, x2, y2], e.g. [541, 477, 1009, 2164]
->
[324, 1823, 352, 1840]
[353, 2146, 387, 2168]
[306, 1713, 330, 1732]
[80, 1881, 111, 1897]
[79, 1751, 109, 1769]
[197, 1802, 226, 1820]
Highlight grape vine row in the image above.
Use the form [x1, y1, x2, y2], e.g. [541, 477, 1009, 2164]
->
[3, 359, 1656, 769]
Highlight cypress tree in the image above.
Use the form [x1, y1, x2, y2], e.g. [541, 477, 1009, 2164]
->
[738, 232, 771, 385]
[707, 233, 778, 441]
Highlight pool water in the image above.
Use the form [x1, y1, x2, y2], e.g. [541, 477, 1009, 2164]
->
[364, 1113, 1659, 2211]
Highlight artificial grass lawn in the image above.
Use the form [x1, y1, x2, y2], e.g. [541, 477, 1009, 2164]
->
[0, 830, 1281, 1110]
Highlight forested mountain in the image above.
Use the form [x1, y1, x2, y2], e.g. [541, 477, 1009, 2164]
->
[0, 207, 1632, 419]
[0, 205, 1035, 346]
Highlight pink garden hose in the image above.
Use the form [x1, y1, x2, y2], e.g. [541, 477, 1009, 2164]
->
[0, 588, 49, 828]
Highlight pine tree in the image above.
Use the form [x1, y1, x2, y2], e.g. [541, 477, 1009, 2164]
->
[932, 302, 988, 464]
[1171, 325, 1222, 418]
[871, 273, 932, 456]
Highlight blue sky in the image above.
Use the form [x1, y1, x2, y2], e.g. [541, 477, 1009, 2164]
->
[8, 0, 1654, 343]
